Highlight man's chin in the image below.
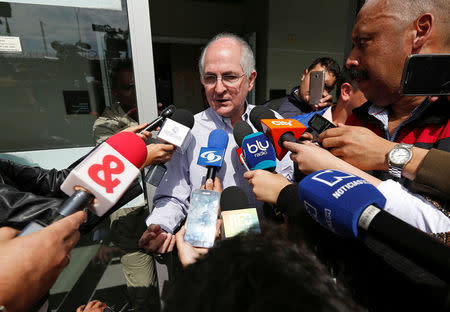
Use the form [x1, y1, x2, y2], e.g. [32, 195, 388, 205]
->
[212, 104, 232, 116]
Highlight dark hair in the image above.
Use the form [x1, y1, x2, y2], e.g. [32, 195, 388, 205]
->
[164, 233, 361, 312]
[110, 59, 133, 90]
[307, 57, 341, 79]
[335, 67, 360, 100]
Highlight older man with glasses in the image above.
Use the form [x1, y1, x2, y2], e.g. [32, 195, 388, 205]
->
[139, 33, 294, 254]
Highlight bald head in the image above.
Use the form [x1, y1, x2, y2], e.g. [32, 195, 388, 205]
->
[361, 0, 449, 46]
[198, 33, 255, 79]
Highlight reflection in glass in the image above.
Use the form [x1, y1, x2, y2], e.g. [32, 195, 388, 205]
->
[0, 1, 134, 152]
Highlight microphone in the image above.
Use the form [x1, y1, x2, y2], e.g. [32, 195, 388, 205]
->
[249, 106, 274, 132]
[233, 120, 253, 170]
[157, 108, 195, 150]
[220, 186, 261, 238]
[197, 129, 229, 180]
[241, 132, 277, 171]
[145, 109, 195, 186]
[249, 107, 307, 160]
[139, 104, 176, 133]
[20, 132, 148, 236]
[297, 169, 450, 281]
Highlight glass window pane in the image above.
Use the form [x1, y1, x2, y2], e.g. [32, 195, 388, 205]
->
[0, 1, 137, 152]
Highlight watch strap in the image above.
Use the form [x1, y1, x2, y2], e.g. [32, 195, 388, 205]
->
[388, 143, 413, 178]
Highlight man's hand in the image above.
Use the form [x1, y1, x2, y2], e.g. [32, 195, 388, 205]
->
[243, 170, 291, 205]
[201, 177, 222, 192]
[144, 143, 176, 167]
[175, 225, 209, 268]
[311, 93, 333, 111]
[121, 123, 153, 141]
[139, 224, 175, 254]
[319, 124, 396, 171]
[284, 141, 352, 174]
[76, 300, 108, 312]
[0, 211, 86, 312]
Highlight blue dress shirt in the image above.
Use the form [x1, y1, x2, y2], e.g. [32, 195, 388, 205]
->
[146, 104, 294, 233]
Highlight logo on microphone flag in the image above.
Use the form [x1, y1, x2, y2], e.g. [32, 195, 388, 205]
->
[242, 132, 276, 170]
[197, 147, 225, 167]
[221, 208, 261, 238]
[60, 143, 140, 216]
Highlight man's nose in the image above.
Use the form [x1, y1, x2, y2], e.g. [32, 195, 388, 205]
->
[346, 52, 359, 68]
[214, 78, 226, 93]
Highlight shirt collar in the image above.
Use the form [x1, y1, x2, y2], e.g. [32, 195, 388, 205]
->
[204, 101, 252, 130]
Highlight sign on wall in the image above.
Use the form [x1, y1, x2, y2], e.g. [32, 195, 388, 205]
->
[6, 0, 121, 11]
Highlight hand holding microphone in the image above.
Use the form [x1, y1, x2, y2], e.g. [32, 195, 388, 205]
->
[145, 109, 195, 186]
[20, 131, 148, 236]
[249, 107, 307, 160]
[0, 211, 86, 312]
[243, 170, 291, 205]
[298, 169, 450, 281]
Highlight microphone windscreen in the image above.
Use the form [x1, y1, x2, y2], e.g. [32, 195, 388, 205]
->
[249, 106, 276, 132]
[220, 186, 249, 211]
[160, 104, 176, 119]
[242, 132, 277, 171]
[106, 132, 147, 168]
[208, 129, 229, 150]
[233, 121, 254, 147]
[171, 109, 195, 129]
[298, 169, 386, 238]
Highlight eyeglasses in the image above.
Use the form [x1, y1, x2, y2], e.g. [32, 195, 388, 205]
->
[202, 73, 245, 86]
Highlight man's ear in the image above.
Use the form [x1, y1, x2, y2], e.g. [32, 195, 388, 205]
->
[412, 13, 433, 53]
[340, 83, 352, 102]
[247, 70, 257, 91]
[301, 68, 309, 82]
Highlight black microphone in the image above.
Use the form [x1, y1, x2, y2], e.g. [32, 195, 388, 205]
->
[139, 104, 176, 133]
[144, 109, 195, 186]
[19, 190, 94, 236]
[219, 186, 261, 238]
[233, 120, 254, 148]
[249, 106, 275, 133]
[298, 169, 450, 282]
[233, 121, 253, 170]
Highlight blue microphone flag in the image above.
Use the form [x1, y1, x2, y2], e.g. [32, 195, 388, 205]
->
[197, 129, 229, 168]
[298, 170, 386, 238]
[197, 147, 226, 167]
[242, 132, 277, 171]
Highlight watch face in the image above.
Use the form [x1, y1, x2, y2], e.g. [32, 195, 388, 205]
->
[390, 147, 411, 165]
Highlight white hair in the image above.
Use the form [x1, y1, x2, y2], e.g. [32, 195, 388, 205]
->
[198, 33, 256, 79]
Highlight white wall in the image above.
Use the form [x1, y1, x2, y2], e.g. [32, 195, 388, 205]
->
[266, 0, 352, 98]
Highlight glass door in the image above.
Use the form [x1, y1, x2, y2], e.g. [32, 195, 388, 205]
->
[0, 0, 158, 310]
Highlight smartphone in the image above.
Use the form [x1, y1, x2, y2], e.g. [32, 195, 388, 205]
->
[308, 70, 325, 106]
[308, 113, 336, 134]
[400, 53, 450, 96]
[184, 189, 220, 248]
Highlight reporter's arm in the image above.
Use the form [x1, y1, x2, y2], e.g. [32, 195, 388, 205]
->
[408, 148, 450, 201]
[0, 159, 69, 197]
[0, 211, 85, 312]
[175, 225, 208, 268]
[243, 170, 291, 205]
[0, 183, 64, 229]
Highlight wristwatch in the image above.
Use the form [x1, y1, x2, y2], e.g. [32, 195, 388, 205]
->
[388, 143, 413, 178]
